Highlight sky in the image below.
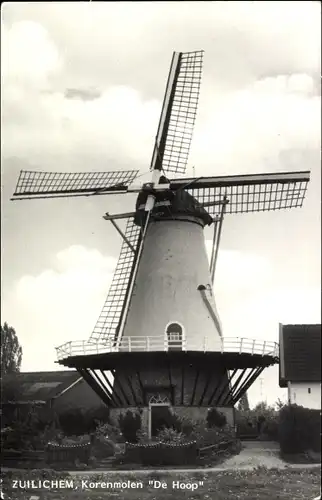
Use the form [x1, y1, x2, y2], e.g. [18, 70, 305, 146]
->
[1, 1, 321, 408]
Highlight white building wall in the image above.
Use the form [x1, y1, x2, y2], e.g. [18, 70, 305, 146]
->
[121, 216, 222, 350]
[288, 382, 321, 409]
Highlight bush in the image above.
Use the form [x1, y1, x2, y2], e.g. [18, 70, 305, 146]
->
[152, 406, 183, 434]
[1, 408, 48, 450]
[180, 417, 195, 436]
[190, 424, 234, 447]
[235, 414, 259, 438]
[58, 406, 109, 436]
[119, 411, 141, 443]
[95, 421, 122, 442]
[262, 417, 279, 441]
[278, 404, 321, 454]
[236, 402, 279, 440]
[157, 427, 186, 444]
[91, 436, 115, 459]
[206, 408, 227, 428]
[136, 428, 150, 444]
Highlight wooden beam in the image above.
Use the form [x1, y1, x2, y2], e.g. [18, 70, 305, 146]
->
[191, 368, 200, 406]
[103, 211, 136, 221]
[89, 369, 115, 407]
[136, 371, 146, 405]
[181, 364, 185, 405]
[113, 375, 131, 406]
[104, 213, 136, 252]
[78, 368, 112, 407]
[99, 370, 121, 407]
[198, 368, 213, 406]
[167, 361, 174, 405]
[124, 372, 140, 406]
[211, 369, 237, 406]
[233, 366, 265, 405]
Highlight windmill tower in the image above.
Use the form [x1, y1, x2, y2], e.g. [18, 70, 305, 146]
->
[12, 50, 310, 437]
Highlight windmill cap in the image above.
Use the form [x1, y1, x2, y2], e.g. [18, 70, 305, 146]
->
[135, 188, 213, 226]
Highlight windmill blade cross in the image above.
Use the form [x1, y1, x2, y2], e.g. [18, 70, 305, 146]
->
[11, 169, 140, 200]
[150, 50, 204, 176]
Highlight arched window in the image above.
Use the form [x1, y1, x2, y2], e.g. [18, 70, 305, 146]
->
[165, 322, 184, 351]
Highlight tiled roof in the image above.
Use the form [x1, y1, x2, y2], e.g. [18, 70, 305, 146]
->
[2, 370, 81, 403]
[279, 324, 321, 387]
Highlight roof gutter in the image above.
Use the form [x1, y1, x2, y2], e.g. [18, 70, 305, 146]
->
[51, 376, 83, 401]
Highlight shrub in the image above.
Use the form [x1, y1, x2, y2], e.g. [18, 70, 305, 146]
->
[206, 408, 227, 428]
[136, 428, 150, 444]
[235, 414, 259, 438]
[180, 417, 195, 436]
[58, 406, 109, 436]
[119, 411, 141, 443]
[235, 402, 279, 440]
[58, 409, 86, 435]
[95, 421, 122, 442]
[157, 427, 186, 444]
[91, 436, 115, 459]
[261, 416, 279, 441]
[1, 408, 48, 450]
[278, 404, 321, 454]
[148, 406, 184, 437]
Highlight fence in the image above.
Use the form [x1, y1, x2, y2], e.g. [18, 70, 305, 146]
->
[45, 442, 91, 465]
[2, 448, 45, 466]
[56, 337, 279, 360]
[124, 441, 198, 466]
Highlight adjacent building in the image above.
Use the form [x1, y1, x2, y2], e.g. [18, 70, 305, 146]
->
[279, 323, 321, 410]
[1, 370, 106, 424]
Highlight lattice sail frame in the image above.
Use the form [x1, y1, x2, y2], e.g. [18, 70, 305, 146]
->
[170, 171, 310, 216]
[12, 170, 140, 198]
[90, 217, 142, 343]
[150, 51, 203, 175]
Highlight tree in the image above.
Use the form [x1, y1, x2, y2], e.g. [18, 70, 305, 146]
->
[206, 408, 227, 428]
[253, 401, 270, 413]
[275, 397, 285, 410]
[1, 322, 22, 375]
[237, 392, 250, 411]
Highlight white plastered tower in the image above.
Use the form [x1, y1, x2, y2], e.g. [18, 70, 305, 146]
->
[121, 202, 223, 350]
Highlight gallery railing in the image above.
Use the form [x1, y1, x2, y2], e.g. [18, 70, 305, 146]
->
[56, 336, 278, 361]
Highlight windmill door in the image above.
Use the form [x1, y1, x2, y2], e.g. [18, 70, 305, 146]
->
[150, 404, 172, 437]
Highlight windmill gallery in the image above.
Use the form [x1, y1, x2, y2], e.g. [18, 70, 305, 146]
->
[12, 50, 310, 439]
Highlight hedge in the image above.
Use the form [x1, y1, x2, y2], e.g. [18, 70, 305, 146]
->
[278, 404, 321, 454]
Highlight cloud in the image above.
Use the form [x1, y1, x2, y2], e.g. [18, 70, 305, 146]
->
[1, 18, 160, 169]
[2, 246, 117, 371]
[64, 88, 102, 101]
[2, 5, 320, 175]
[1, 20, 61, 86]
[205, 241, 321, 341]
[191, 75, 320, 174]
[205, 242, 272, 292]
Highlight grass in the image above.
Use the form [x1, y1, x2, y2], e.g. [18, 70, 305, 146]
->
[2, 468, 321, 499]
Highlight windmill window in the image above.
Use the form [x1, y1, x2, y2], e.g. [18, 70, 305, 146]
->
[165, 322, 184, 351]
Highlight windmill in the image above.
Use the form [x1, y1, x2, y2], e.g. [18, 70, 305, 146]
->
[12, 50, 310, 436]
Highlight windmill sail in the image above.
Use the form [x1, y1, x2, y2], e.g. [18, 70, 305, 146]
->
[12, 169, 140, 200]
[89, 217, 142, 343]
[150, 51, 203, 175]
[169, 171, 310, 216]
